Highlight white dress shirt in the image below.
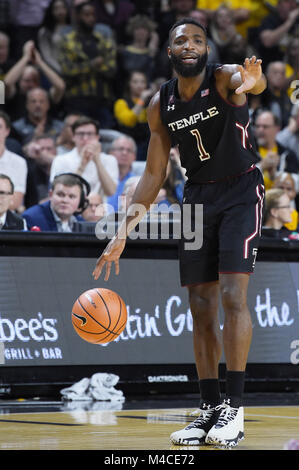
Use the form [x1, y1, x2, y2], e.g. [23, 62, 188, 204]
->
[0, 212, 6, 229]
[49, 147, 119, 196]
[50, 205, 77, 233]
[0, 148, 28, 193]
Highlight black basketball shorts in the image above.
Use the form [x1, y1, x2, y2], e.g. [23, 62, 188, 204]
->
[178, 167, 265, 286]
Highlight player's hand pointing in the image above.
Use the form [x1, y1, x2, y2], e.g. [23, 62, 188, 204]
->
[93, 236, 126, 281]
[235, 56, 262, 95]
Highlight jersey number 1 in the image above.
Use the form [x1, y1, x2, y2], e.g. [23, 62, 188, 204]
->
[190, 129, 211, 161]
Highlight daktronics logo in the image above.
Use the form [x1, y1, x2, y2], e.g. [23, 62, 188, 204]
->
[0, 312, 58, 342]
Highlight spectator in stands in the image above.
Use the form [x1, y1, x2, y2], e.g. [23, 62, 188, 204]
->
[24, 133, 57, 207]
[37, 0, 72, 74]
[0, 32, 15, 83]
[254, 110, 299, 190]
[0, 174, 27, 230]
[22, 173, 87, 232]
[156, 0, 197, 47]
[82, 192, 105, 221]
[276, 102, 299, 162]
[273, 172, 299, 231]
[9, 0, 51, 60]
[194, 0, 251, 21]
[283, 36, 299, 97]
[256, 0, 299, 68]
[0, 111, 27, 211]
[58, 1, 117, 127]
[121, 174, 174, 213]
[189, 9, 220, 63]
[209, 4, 251, 64]
[114, 70, 153, 161]
[194, 0, 274, 40]
[118, 14, 159, 84]
[4, 40, 65, 121]
[162, 146, 186, 205]
[92, 0, 135, 44]
[121, 175, 140, 212]
[50, 116, 118, 197]
[107, 135, 137, 212]
[0, 0, 10, 34]
[262, 188, 295, 238]
[56, 113, 83, 155]
[260, 61, 291, 128]
[12, 87, 64, 145]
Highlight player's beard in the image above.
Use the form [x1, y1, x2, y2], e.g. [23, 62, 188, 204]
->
[169, 51, 208, 77]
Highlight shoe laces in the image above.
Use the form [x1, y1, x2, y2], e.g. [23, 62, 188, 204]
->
[186, 403, 214, 429]
[215, 399, 238, 427]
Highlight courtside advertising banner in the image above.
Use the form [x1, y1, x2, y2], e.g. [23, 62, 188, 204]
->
[0, 257, 298, 366]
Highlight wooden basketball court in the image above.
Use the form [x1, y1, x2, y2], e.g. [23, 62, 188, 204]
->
[0, 400, 298, 451]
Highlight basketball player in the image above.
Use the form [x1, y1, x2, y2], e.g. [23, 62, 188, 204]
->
[93, 18, 266, 447]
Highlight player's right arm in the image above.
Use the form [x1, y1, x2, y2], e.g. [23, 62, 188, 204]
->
[92, 92, 172, 281]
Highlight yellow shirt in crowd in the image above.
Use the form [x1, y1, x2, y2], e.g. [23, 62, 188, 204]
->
[285, 209, 298, 231]
[196, 0, 279, 38]
[114, 98, 148, 127]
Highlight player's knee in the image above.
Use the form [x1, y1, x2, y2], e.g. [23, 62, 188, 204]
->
[188, 290, 218, 320]
[220, 286, 247, 314]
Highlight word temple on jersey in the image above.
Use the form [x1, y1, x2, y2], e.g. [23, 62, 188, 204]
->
[168, 106, 219, 131]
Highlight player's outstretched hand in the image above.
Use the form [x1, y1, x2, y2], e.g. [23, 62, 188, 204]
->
[235, 56, 262, 95]
[93, 236, 126, 281]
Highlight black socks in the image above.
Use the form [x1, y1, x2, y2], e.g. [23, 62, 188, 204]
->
[199, 378, 221, 407]
[199, 371, 245, 409]
[225, 370, 245, 408]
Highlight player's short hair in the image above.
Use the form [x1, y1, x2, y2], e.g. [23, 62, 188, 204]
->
[169, 18, 207, 43]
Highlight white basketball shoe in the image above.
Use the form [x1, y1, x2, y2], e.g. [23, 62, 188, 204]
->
[170, 403, 221, 446]
[205, 399, 244, 447]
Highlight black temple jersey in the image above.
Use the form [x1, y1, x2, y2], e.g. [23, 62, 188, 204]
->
[160, 63, 260, 183]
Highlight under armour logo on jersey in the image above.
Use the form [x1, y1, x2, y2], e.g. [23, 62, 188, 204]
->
[167, 94, 175, 111]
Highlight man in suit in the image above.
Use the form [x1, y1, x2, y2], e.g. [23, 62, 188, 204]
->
[22, 173, 88, 231]
[0, 174, 27, 230]
[0, 110, 28, 212]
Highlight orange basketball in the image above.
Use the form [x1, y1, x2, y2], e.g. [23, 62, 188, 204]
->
[71, 288, 127, 344]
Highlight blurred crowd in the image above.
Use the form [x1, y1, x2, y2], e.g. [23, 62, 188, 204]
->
[0, 0, 299, 240]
